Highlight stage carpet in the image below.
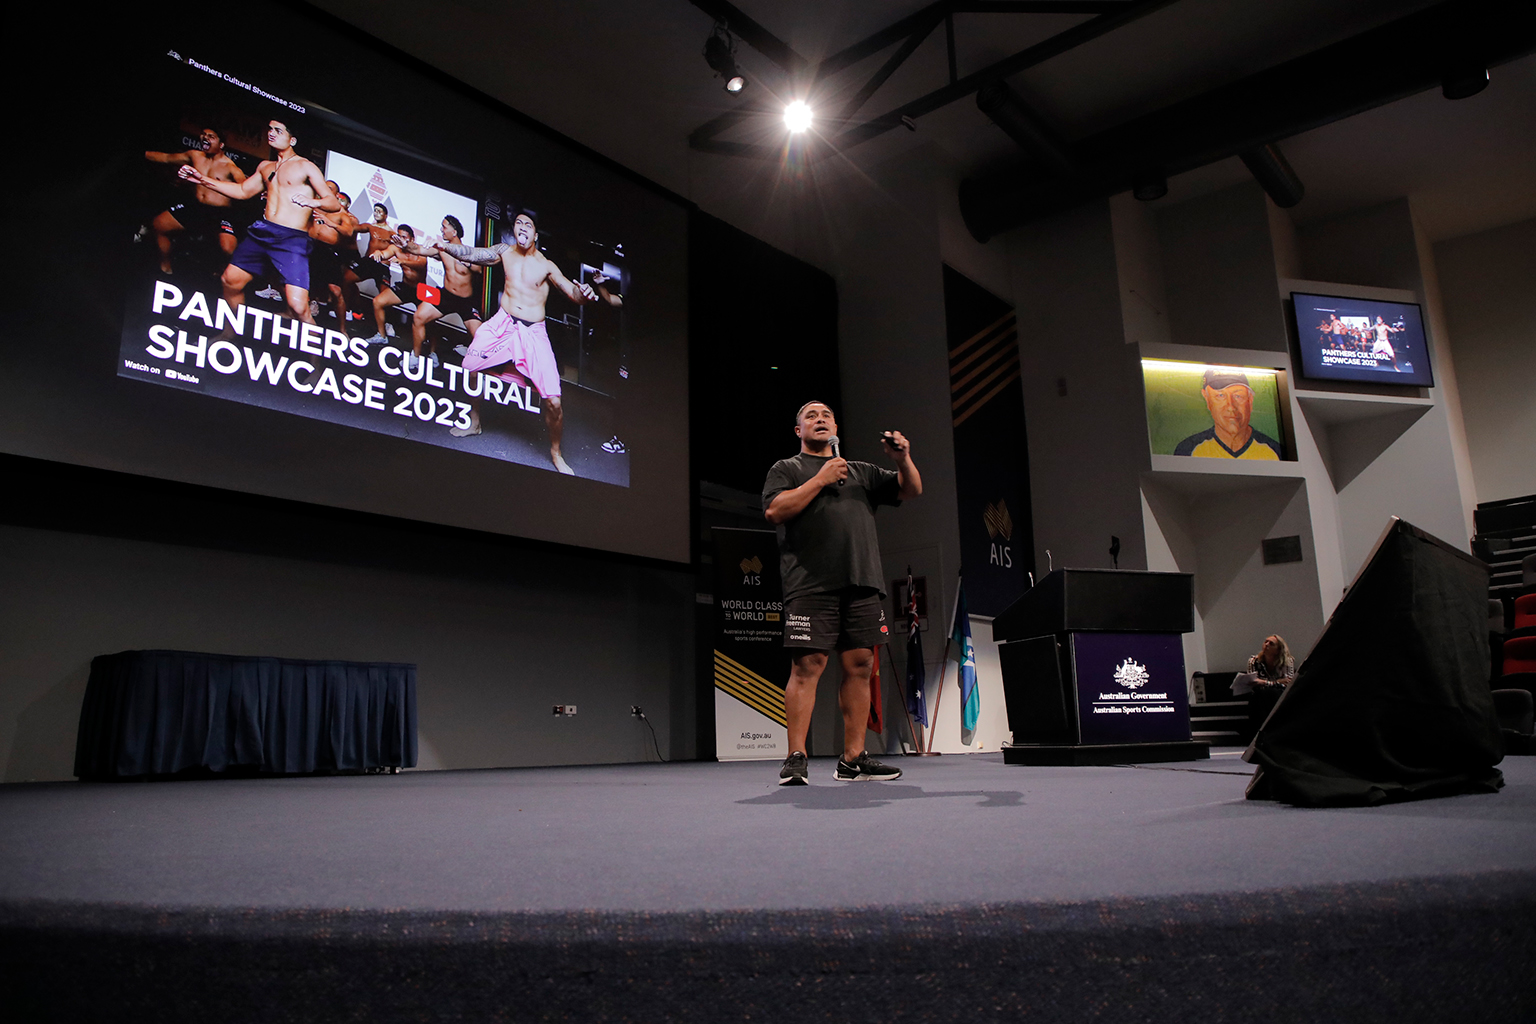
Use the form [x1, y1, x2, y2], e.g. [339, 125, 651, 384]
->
[2, 751, 1533, 1021]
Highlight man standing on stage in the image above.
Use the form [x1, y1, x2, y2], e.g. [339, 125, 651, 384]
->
[176, 118, 340, 324]
[144, 127, 246, 274]
[408, 210, 597, 475]
[763, 401, 922, 785]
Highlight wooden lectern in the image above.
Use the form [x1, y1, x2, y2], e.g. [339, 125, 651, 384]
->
[991, 569, 1208, 765]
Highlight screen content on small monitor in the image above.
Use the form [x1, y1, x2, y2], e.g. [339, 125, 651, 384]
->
[2, 6, 691, 565]
[1291, 292, 1433, 388]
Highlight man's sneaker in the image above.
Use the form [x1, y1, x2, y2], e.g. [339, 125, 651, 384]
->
[778, 751, 809, 786]
[835, 752, 902, 782]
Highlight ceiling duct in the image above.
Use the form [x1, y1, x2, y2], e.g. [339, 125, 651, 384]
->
[975, 80, 1073, 177]
[959, 0, 1536, 242]
[1239, 143, 1305, 208]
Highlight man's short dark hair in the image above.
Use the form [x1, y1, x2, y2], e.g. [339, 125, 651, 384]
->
[443, 214, 464, 238]
[796, 400, 832, 423]
[373, 202, 387, 215]
[399, 224, 414, 239]
[514, 208, 538, 231]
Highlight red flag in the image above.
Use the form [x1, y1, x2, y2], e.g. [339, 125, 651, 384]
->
[867, 645, 884, 733]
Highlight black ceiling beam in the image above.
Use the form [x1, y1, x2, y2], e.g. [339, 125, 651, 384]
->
[949, 2, 1132, 11]
[958, 0, 1536, 241]
[825, 0, 1177, 150]
[815, 2, 951, 82]
[835, 12, 946, 123]
[688, 0, 1165, 156]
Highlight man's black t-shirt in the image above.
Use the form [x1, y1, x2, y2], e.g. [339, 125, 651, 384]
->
[762, 452, 902, 602]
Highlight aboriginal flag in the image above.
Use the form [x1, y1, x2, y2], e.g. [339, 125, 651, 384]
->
[867, 647, 883, 733]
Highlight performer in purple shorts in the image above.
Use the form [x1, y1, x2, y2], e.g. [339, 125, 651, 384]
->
[178, 118, 340, 327]
[401, 210, 596, 475]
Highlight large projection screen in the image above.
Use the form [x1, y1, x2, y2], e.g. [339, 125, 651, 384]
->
[1, 4, 690, 564]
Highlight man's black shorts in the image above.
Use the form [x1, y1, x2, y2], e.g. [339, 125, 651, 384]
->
[782, 587, 890, 652]
[167, 201, 235, 238]
[430, 287, 483, 324]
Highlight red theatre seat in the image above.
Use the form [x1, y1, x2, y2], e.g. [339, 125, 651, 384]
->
[1514, 593, 1536, 632]
[1504, 635, 1536, 676]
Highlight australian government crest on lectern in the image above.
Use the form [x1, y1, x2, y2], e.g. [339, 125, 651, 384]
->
[991, 569, 1208, 765]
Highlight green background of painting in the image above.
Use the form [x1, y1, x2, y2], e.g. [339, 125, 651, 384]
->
[1143, 362, 1286, 458]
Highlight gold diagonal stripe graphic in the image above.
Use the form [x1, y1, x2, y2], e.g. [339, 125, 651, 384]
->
[953, 355, 1021, 408]
[716, 677, 786, 726]
[949, 311, 1015, 361]
[713, 652, 786, 725]
[714, 655, 786, 703]
[953, 368, 1022, 427]
[714, 670, 782, 708]
[714, 652, 787, 708]
[950, 326, 1018, 378]
[715, 662, 784, 705]
[954, 364, 1022, 419]
[715, 649, 777, 682]
[951, 344, 1019, 393]
[949, 318, 1013, 367]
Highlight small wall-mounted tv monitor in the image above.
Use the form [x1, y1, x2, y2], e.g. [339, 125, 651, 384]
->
[1291, 292, 1434, 388]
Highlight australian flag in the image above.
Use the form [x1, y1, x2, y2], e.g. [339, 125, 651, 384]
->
[905, 568, 927, 727]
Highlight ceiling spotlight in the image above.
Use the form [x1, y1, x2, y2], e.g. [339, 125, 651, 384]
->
[704, 24, 747, 94]
[1442, 65, 1489, 100]
[784, 101, 813, 133]
[1131, 169, 1168, 202]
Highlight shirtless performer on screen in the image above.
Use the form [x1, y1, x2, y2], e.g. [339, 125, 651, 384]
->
[144, 127, 246, 274]
[402, 210, 596, 475]
[408, 215, 484, 370]
[177, 118, 340, 324]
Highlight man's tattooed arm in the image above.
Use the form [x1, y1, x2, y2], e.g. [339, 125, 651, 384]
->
[438, 242, 511, 265]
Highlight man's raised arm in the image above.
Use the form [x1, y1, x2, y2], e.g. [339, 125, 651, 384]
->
[434, 242, 511, 266]
[177, 163, 264, 200]
[547, 262, 598, 305]
[884, 431, 922, 499]
[145, 149, 195, 166]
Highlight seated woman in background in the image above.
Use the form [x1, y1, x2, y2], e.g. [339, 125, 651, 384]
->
[1233, 634, 1296, 737]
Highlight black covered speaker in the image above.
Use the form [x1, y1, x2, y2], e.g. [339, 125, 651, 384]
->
[1246, 518, 1503, 806]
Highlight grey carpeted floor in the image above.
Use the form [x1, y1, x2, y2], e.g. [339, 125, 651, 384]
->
[3, 750, 1532, 914]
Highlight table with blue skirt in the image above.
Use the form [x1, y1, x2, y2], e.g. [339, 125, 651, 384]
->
[74, 650, 417, 779]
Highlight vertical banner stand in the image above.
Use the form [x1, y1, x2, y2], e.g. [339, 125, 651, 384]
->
[710, 528, 790, 761]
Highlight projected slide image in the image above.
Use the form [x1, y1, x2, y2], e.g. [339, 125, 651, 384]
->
[1291, 292, 1433, 388]
[121, 49, 632, 485]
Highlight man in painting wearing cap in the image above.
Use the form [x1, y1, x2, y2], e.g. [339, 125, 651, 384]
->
[1173, 368, 1283, 460]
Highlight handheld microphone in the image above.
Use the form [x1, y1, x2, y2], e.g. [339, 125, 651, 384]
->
[829, 435, 844, 485]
